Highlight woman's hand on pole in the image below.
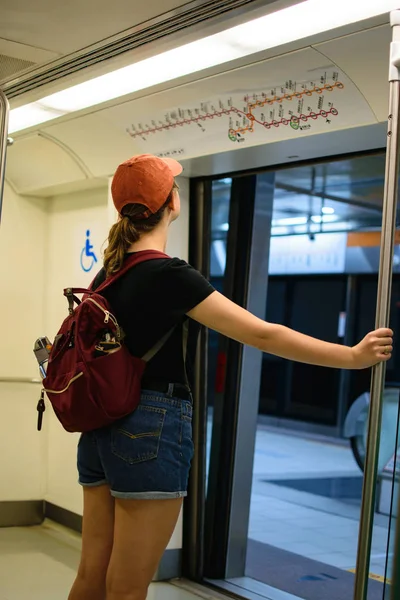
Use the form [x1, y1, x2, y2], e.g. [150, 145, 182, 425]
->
[351, 328, 393, 370]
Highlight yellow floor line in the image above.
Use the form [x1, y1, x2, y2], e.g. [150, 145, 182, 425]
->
[348, 568, 391, 584]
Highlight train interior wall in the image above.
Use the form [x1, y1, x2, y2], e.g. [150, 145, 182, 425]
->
[0, 176, 189, 552]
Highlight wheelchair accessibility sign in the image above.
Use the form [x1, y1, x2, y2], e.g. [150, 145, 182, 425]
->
[81, 230, 98, 273]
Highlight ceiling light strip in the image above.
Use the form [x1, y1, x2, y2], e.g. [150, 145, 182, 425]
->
[2, 0, 261, 98]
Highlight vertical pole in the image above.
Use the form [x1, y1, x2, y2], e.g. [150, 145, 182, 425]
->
[354, 10, 400, 600]
[0, 90, 10, 223]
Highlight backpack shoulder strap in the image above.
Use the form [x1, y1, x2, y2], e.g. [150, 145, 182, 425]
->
[142, 320, 190, 385]
[142, 327, 175, 362]
[63, 250, 170, 312]
[95, 250, 170, 294]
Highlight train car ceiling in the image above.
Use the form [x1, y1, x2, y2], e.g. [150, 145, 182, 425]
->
[1, 0, 285, 99]
[2, 2, 396, 195]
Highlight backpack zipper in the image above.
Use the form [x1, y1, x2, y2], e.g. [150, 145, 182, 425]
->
[85, 298, 120, 335]
[44, 372, 84, 394]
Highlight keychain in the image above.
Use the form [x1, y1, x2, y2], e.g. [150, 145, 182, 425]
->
[37, 390, 45, 431]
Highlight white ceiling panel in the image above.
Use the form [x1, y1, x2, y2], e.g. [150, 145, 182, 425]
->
[44, 112, 140, 177]
[0, 38, 58, 63]
[98, 47, 377, 161]
[314, 25, 391, 123]
[34, 46, 376, 181]
[0, 0, 190, 55]
[5, 133, 88, 194]
[0, 37, 60, 83]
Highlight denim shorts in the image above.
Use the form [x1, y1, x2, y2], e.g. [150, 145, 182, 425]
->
[77, 389, 194, 499]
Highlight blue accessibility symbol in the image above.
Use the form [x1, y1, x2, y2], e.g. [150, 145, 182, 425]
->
[80, 229, 98, 273]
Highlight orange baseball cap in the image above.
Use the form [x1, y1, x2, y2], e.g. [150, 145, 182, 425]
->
[111, 154, 183, 216]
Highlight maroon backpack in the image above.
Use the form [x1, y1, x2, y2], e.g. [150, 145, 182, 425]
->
[42, 250, 171, 433]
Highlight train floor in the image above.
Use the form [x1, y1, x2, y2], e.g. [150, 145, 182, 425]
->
[0, 518, 388, 600]
[0, 522, 204, 600]
[0, 424, 394, 600]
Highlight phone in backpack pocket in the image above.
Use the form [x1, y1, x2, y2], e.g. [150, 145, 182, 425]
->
[33, 337, 52, 378]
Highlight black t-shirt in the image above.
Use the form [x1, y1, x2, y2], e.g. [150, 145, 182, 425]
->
[92, 254, 215, 387]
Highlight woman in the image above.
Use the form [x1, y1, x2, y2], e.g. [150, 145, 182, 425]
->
[69, 154, 393, 600]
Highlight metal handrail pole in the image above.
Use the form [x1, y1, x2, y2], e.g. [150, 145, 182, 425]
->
[354, 10, 400, 600]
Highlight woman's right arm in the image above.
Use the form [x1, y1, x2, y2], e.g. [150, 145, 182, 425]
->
[187, 291, 393, 370]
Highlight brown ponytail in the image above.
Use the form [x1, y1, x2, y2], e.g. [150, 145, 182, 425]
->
[103, 181, 178, 276]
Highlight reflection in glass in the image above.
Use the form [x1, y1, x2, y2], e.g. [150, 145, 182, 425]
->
[210, 178, 231, 277]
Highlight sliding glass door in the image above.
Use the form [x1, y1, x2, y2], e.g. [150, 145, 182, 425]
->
[186, 150, 400, 600]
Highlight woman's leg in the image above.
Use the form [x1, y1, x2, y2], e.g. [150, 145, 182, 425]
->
[68, 485, 115, 600]
[106, 497, 182, 600]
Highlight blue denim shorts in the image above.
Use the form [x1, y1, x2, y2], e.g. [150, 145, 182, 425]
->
[77, 389, 194, 499]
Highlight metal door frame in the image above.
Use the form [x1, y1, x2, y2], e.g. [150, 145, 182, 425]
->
[203, 174, 259, 579]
